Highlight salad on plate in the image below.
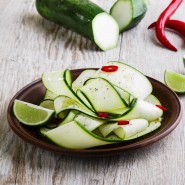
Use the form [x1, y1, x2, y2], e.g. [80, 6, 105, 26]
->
[13, 61, 165, 149]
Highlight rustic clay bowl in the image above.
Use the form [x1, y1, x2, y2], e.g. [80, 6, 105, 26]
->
[7, 69, 182, 157]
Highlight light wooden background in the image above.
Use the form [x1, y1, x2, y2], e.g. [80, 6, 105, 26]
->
[0, 0, 185, 185]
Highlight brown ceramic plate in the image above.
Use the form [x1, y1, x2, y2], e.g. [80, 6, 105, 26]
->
[7, 69, 182, 157]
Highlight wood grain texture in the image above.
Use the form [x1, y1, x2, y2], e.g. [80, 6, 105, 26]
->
[0, 0, 185, 185]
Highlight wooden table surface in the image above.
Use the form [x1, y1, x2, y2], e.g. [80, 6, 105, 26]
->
[0, 0, 185, 184]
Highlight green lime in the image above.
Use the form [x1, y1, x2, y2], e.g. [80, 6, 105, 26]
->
[13, 100, 55, 126]
[164, 70, 185, 93]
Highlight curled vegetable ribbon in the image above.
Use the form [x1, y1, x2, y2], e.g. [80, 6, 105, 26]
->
[148, 20, 185, 38]
[153, 0, 183, 51]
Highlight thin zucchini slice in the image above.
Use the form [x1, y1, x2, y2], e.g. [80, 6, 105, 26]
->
[54, 95, 96, 117]
[44, 90, 58, 101]
[114, 99, 163, 121]
[72, 69, 97, 92]
[99, 119, 149, 139]
[145, 94, 161, 105]
[76, 90, 95, 111]
[40, 121, 116, 149]
[75, 113, 105, 131]
[113, 119, 149, 139]
[79, 78, 127, 113]
[40, 100, 55, 110]
[125, 121, 161, 140]
[94, 61, 152, 99]
[42, 70, 80, 103]
[114, 86, 130, 105]
[99, 123, 118, 137]
[58, 110, 78, 126]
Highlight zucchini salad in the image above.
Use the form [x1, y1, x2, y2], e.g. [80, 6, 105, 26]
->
[13, 62, 165, 149]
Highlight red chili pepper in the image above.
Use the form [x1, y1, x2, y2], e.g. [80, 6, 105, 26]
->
[101, 65, 118, 72]
[156, 104, 168, 111]
[148, 20, 185, 38]
[98, 112, 109, 118]
[153, 0, 183, 51]
[117, 120, 130, 125]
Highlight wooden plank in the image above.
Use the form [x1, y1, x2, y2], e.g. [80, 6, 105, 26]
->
[0, 0, 185, 185]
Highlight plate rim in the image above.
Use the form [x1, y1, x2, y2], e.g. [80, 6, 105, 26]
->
[7, 68, 183, 156]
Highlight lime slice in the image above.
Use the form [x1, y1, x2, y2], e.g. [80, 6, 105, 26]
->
[13, 100, 55, 126]
[164, 70, 185, 93]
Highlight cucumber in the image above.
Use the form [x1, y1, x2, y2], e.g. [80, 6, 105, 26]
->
[110, 0, 147, 32]
[94, 61, 152, 99]
[36, 0, 119, 51]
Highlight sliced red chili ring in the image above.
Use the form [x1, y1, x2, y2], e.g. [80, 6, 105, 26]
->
[117, 120, 130, 125]
[101, 65, 118, 72]
[98, 112, 109, 118]
[156, 104, 167, 111]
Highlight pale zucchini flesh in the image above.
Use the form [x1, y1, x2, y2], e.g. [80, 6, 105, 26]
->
[110, 0, 147, 32]
[113, 119, 149, 139]
[41, 121, 115, 149]
[40, 100, 55, 110]
[92, 12, 119, 51]
[93, 61, 152, 99]
[145, 94, 161, 105]
[79, 77, 127, 113]
[54, 95, 96, 117]
[75, 113, 105, 131]
[59, 110, 78, 126]
[113, 99, 163, 121]
[42, 70, 79, 103]
[72, 69, 97, 92]
[44, 90, 58, 101]
[125, 121, 161, 140]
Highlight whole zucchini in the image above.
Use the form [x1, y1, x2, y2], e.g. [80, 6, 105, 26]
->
[36, 0, 119, 51]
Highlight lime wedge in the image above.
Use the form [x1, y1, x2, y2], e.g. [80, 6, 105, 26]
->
[164, 70, 185, 93]
[13, 100, 55, 126]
